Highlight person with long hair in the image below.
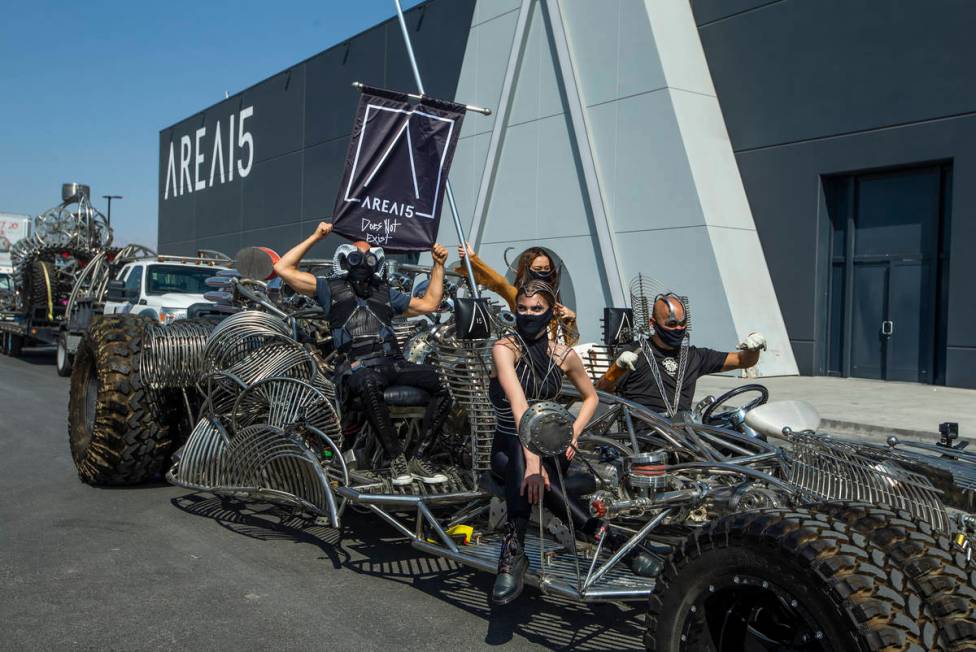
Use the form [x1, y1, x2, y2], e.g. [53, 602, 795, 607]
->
[457, 243, 579, 345]
[488, 280, 657, 604]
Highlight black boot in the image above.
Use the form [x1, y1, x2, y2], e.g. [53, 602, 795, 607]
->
[492, 520, 528, 605]
[606, 528, 661, 578]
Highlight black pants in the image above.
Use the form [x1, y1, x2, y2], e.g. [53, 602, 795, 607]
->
[490, 431, 597, 534]
[342, 358, 450, 459]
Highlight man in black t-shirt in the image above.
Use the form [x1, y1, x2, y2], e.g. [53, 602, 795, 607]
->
[611, 293, 766, 416]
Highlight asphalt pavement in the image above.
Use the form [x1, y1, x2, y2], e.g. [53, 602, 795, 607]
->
[0, 348, 645, 651]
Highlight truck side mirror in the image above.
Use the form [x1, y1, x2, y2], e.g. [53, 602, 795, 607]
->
[106, 280, 126, 302]
[125, 286, 140, 302]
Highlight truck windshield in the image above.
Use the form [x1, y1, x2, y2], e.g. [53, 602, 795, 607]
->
[0, 275, 11, 291]
[146, 265, 214, 295]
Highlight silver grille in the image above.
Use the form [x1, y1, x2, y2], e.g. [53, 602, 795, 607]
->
[432, 330, 496, 474]
[788, 433, 950, 532]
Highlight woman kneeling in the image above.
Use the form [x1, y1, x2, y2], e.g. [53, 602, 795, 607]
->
[488, 280, 656, 605]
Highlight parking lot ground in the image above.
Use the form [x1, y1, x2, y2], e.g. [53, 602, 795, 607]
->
[696, 373, 976, 444]
[0, 348, 645, 651]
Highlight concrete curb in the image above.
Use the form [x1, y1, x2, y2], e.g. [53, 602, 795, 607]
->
[820, 418, 937, 443]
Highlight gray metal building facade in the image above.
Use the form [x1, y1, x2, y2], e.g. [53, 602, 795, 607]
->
[159, 0, 976, 388]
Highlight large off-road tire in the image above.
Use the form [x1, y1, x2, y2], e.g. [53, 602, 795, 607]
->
[56, 330, 73, 377]
[645, 508, 929, 651]
[68, 314, 173, 485]
[809, 502, 976, 650]
[28, 259, 55, 312]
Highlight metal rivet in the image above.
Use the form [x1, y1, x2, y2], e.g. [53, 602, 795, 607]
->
[733, 576, 740, 583]
[815, 631, 824, 640]
[690, 605, 697, 613]
[708, 584, 715, 592]
[680, 635, 687, 642]
[790, 599, 798, 608]
[762, 581, 769, 589]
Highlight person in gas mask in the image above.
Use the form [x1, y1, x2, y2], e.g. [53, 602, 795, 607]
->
[456, 243, 579, 345]
[274, 222, 452, 486]
[487, 280, 658, 605]
[599, 292, 766, 417]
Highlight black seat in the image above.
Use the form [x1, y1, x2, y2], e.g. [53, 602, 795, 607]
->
[383, 385, 431, 407]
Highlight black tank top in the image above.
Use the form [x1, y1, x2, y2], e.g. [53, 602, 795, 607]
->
[489, 336, 564, 438]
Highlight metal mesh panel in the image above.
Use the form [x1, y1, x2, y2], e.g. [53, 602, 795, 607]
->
[432, 332, 496, 473]
[788, 433, 950, 532]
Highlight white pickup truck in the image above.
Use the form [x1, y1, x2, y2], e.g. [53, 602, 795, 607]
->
[56, 256, 228, 376]
[103, 258, 225, 322]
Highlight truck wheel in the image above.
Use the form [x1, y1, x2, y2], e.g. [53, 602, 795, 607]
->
[809, 502, 976, 650]
[68, 315, 173, 485]
[645, 508, 927, 651]
[56, 331, 73, 377]
[8, 333, 23, 357]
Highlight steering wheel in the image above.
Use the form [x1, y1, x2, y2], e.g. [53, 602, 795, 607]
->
[701, 383, 769, 425]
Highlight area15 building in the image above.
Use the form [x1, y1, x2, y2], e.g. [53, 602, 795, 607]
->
[159, 0, 976, 388]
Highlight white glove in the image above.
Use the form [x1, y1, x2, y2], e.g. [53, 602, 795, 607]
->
[737, 331, 767, 352]
[615, 350, 638, 371]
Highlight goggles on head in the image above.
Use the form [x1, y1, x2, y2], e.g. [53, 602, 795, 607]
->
[652, 292, 688, 329]
[332, 243, 385, 278]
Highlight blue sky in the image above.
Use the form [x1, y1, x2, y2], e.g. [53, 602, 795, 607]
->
[0, 0, 423, 248]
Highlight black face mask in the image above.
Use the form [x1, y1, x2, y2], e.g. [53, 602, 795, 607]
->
[528, 268, 554, 282]
[516, 307, 553, 341]
[347, 262, 373, 283]
[654, 322, 686, 349]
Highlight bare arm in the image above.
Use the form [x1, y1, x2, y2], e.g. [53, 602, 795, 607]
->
[493, 339, 550, 501]
[273, 222, 332, 296]
[721, 349, 761, 372]
[405, 243, 448, 316]
[561, 349, 599, 460]
[457, 242, 517, 310]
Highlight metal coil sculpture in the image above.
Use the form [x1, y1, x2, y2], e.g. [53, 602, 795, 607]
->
[201, 340, 320, 417]
[167, 417, 346, 525]
[141, 319, 214, 389]
[431, 325, 496, 477]
[230, 376, 341, 442]
[203, 310, 292, 369]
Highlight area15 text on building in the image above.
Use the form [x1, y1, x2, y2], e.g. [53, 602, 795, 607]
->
[162, 106, 255, 200]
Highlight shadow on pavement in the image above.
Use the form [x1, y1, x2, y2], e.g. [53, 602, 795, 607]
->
[8, 347, 57, 366]
[171, 492, 645, 650]
[171, 493, 346, 569]
[340, 509, 646, 650]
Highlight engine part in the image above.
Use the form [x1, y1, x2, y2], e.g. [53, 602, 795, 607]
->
[518, 401, 574, 457]
[624, 451, 669, 493]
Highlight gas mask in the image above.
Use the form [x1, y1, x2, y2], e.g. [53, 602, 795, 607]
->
[334, 244, 385, 278]
[334, 244, 385, 296]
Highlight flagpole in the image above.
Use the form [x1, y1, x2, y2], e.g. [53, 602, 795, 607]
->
[393, 0, 481, 299]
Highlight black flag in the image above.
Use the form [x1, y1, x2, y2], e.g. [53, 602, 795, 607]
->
[332, 86, 465, 252]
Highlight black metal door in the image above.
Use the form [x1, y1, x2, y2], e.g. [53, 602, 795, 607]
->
[828, 165, 947, 383]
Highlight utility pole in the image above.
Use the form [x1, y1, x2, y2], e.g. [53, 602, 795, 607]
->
[102, 194, 122, 229]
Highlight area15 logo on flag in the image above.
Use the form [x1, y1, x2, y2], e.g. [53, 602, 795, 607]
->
[331, 86, 465, 251]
